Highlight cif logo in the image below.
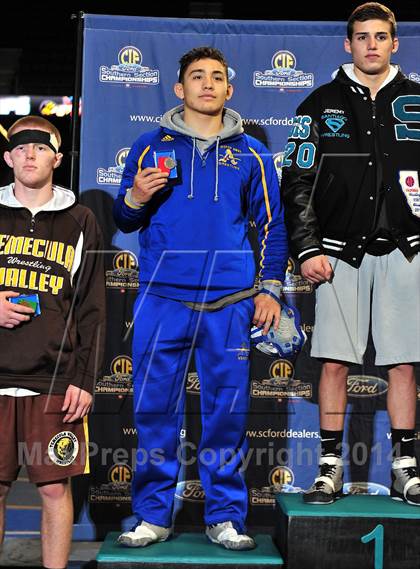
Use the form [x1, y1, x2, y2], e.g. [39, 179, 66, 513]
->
[347, 375, 388, 398]
[115, 148, 130, 170]
[118, 46, 142, 66]
[175, 480, 205, 502]
[108, 463, 133, 484]
[269, 359, 294, 380]
[110, 356, 132, 376]
[269, 466, 294, 487]
[272, 50, 296, 71]
[113, 251, 138, 271]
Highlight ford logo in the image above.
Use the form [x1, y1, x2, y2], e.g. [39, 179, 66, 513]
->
[175, 480, 205, 502]
[186, 372, 200, 395]
[347, 375, 388, 398]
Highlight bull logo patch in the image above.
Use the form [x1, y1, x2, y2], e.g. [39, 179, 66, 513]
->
[48, 431, 79, 466]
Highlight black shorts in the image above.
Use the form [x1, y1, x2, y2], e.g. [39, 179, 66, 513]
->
[0, 394, 90, 484]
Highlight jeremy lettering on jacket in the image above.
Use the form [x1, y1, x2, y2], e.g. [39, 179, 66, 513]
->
[0, 116, 105, 569]
[113, 46, 288, 550]
[282, 3, 420, 507]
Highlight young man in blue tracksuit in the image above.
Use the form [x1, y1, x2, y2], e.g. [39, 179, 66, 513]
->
[114, 46, 288, 549]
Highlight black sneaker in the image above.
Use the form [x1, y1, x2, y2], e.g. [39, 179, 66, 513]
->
[391, 456, 420, 506]
[303, 454, 343, 505]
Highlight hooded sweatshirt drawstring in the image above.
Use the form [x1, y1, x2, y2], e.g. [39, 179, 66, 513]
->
[188, 138, 196, 199]
[214, 137, 220, 202]
[188, 136, 220, 201]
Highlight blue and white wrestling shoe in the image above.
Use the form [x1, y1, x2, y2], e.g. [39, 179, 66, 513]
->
[250, 301, 307, 358]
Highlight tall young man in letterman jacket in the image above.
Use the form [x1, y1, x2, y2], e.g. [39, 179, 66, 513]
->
[114, 46, 288, 549]
[282, 3, 420, 505]
[0, 116, 105, 569]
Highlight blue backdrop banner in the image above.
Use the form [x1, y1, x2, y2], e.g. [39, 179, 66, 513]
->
[72, 14, 420, 539]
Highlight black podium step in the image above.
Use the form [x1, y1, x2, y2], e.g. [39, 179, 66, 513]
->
[275, 493, 420, 569]
[97, 532, 284, 568]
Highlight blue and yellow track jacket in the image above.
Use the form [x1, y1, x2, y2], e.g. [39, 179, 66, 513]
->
[113, 106, 288, 302]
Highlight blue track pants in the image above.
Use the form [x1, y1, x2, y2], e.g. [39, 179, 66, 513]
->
[131, 292, 254, 532]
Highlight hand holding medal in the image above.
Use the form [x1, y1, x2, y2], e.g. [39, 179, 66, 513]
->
[130, 150, 179, 206]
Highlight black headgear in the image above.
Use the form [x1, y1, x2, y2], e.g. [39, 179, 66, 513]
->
[8, 129, 59, 153]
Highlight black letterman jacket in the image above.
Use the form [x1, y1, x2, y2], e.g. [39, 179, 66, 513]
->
[0, 184, 105, 394]
[281, 64, 420, 268]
